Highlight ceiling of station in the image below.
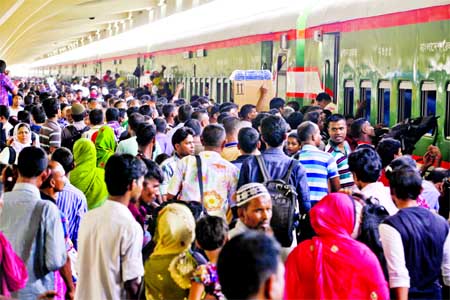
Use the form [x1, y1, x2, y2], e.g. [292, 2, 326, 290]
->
[0, 0, 208, 66]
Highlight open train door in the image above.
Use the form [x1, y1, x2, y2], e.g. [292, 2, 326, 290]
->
[321, 32, 340, 102]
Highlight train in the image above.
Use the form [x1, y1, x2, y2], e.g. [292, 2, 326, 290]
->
[30, 0, 450, 165]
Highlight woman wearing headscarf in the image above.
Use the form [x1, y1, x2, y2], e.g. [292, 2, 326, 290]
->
[0, 123, 36, 165]
[70, 138, 108, 209]
[95, 125, 117, 168]
[144, 203, 198, 300]
[285, 193, 389, 300]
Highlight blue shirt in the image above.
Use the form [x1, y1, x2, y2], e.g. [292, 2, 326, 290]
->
[0, 183, 67, 300]
[297, 144, 339, 204]
[56, 180, 88, 249]
[238, 147, 311, 213]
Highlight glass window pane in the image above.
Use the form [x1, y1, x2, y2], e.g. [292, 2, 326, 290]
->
[362, 89, 371, 120]
[426, 91, 436, 116]
[383, 90, 390, 126]
[345, 87, 354, 115]
[404, 90, 412, 120]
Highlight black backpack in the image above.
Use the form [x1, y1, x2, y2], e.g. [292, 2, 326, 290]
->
[356, 196, 390, 279]
[61, 125, 89, 150]
[256, 155, 297, 247]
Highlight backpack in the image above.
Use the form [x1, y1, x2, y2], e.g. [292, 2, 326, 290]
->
[256, 155, 297, 247]
[61, 125, 89, 150]
[356, 195, 390, 279]
[6, 147, 16, 165]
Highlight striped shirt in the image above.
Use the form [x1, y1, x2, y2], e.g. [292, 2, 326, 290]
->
[39, 119, 61, 153]
[297, 144, 339, 203]
[325, 140, 354, 188]
[56, 180, 88, 250]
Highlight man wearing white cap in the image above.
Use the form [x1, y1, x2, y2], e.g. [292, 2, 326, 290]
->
[229, 182, 272, 239]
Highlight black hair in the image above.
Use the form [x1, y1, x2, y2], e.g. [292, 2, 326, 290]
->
[316, 92, 332, 102]
[327, 113, 346, 124]
[219, 102, 238, 114]
[178, 104, 193, 123]
[113, 100, 126, 108]
[0, 105, 10, 119]
[286, 101, 300, 112]
[348, 147, 382, 183]
[303, 111, 320, 125]
[350, 118, 367, 139]
[154, 117, 167, 133]
[238, 127, 259, 154]
[297, 121, 317, 142]
[128, 113, 145, 132]
[126, 106, 140, 118]
[155, 153, 170, 165]
[239, 104, 256, 119]
[192, 110, 208, 121]
[2, 164, 18, 192]
[172, 127, 195, 147]
[208, 104, 220, 118]
[139, 104, 152, 117]
[0, 60, 6, 73]
[24, 95, 34, 106]
[286, 112, 303, 131]
[261, 115, 288, 148]
[105, 154, 147, 196]
[141, 158, 164, 183]
[425, 168, 450, 183]
[42, 98, 60, 118]
[136, 123, 156, 147]
[17, 147, 48, 178]
[202, 124, 225, 147]
[118, 108, 126, 119]
[17, 110, 31, 124]
[269, 97, 285, 110]
[388, 165, 422, 200]
[184, 119, 202, 137]
[89, 109, 104, 126]
[196, 215, 228, 251]
[51, 147, 75, 174]
[217, 112, 231, 124]
[218, 232, 281, 300]
[376, 138, 402, 168]
[31, 105, 46, 123]
[162, 103, 176, 118]
[222, 116, 241, 136]
[252, 112, 270, 130]
[106, 107, 119, 122]
[72, 111, 85, 122]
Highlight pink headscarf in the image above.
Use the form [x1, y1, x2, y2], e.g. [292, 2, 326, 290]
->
[285, 193, 389, 300]
[0, 231, 28, 296]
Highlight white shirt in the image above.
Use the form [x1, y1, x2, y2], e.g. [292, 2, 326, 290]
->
[75, 200, 144, 300]
[361, 181, 398, 216]
[379, 223, 450, 288]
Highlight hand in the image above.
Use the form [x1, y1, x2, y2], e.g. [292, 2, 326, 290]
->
[176, 83, 184, 91]
[260, 83, 268, 95]
[423, 145, 442, 167]
[65, 289, 75, 300]
[38, 291, 58, 300]
[357, 99, 366, 109]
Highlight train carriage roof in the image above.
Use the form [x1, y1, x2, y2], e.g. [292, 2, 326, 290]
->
[31, 0, 307, 67]
[306, 0, 449, 28]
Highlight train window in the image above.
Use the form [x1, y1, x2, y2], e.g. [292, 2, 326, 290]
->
[378, 81, 390, 126]
[344, 80, 354, 115]
[421, 81, 437, 117]
[446, 84, 450, 139]
[360, 81, 371, 120]
[398, 81, 412, 121]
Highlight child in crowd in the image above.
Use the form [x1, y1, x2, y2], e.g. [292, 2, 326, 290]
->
[286, 132, 301, 156]
[189, 216, 228, 300]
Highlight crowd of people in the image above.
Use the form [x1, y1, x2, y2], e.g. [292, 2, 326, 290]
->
[0, 59, 449, 300]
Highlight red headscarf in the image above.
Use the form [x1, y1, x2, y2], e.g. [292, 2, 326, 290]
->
[284, 193, 389, 300]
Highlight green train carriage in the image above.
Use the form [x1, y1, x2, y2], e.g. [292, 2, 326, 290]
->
[295, 0, 450, 165]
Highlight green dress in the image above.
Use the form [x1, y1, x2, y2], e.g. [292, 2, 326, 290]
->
[70, 138, 108, 209]
[95, 125, 117, 169]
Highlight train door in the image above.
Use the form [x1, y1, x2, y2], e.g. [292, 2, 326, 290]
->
[322, 33, 340, 101]
[276, 53, 288, 97]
